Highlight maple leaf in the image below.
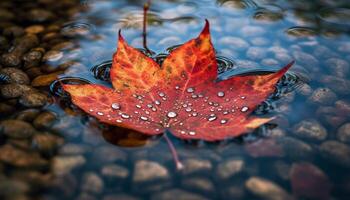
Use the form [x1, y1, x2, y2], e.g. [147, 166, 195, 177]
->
[63, 20, 293, 168]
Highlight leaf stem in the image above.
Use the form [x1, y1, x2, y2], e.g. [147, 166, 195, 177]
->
[163, 131, 183, 170]
[143, 0, 152, 55]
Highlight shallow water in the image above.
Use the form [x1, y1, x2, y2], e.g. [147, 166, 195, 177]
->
[1, 0, 350, 199]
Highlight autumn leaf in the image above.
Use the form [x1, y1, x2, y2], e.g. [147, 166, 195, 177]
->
[63, 20, 293, 168]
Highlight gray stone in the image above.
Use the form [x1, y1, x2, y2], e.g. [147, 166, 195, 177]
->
[0, 67, 30, 85]
[320, 75, 350, 95]
[133, 160, 169, 182]
[319, 140, 350, 167]
[292, 119, 327, 141]
[15, 109, 40, 122]
[181, 158, 212, 175]
[151, 189, 208, 200]
[246, 47, 266, 60]
[218, 37, 249, 50]
[277, 137, 314, 160]
[0, 119, 36, 139]
[297, 84, 313, 96]
[245, 177, 293, 200]
[308, 88, 337, 105]
[19, 92, 48, 107]
[101, 164, 129, 179]
[58, 143, 91, 155]
[0, 179, 29, 198]
[337, 123, 350, 143]
[91, 146, 127, 164]
[325, 58, 349, 78]
[81, 172, 104, 194]
[53, 155, 86, 175]
[216, 159, 244, 179]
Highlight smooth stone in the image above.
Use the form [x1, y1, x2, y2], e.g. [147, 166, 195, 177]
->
[58, 143, 90, 155]
[182, 178, 215, 193]
[15, 109, 40, 122]
[325, 58, 349, 78]
[0, 84, 33, 99]
[42, 50, 63, 63]
[245, 177, 293, 200]
[0, 119, 36, 139]
[103, 194, 140, 200]
[292, 51, 319, 70]
[337, 123, 350, 143]
[81, 172, 104, 194]
[52, 155, 86, 175]
[297, 84, 313, 96]
[308, 88, 337, 105]
[25, 25, 45, 34]
[151, 189, 208, 200]
[19, 92, 48, 107]
[76, 193, 97, 200]
[33, 132, 64, 153]
[0, 179, 29, 198]
[101, 164, 129, 180]
[216, 159, 244, 179]
[319, 75, 350, 95]
[218, 37, 249, 50]
[31, 71, 62, 87]
[0, 103, 15, 117]
[0, 67, 30, 85]
[292, 119, 328, 141]
[91, 146, 127, 164]
[133, 160, 169, 182]
[28, 9, 54, 23]
[290, 162, 331, 200]
[181, 158, 212, 175]
[245, 139, 284, 158]
[319, 140, 350, 167]
[246, 47, 266, 60]
[33, 111, 57, 130]
[274, 161, 291, 180]
[277, 137, 314, 160]
[0, 144, 48, 168]
[22, 50, 43, 69]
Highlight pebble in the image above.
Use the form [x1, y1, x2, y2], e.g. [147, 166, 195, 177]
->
[181, 158, 212, 175]
[245, 177, 293, 200]
[0, 84, 33, 98]
[52, 155, 86, 175]
[91, 146, 127, 165]
[28, 9, 54, 23]
[133, 160, 169, 182]
[181, 178, 214, 193]
[337, 123, 350, 143]
[81, 172, 104, 194]
[33, 132, 64, 153]
[319, 75, 350, 95]
[246, 47, 266, 60]
[0, 144, 48, 168]
[218, 37, 249, 50]
[297, 84, 313, 96]
[319, 140, 350, 168]
[58, 143, 90, 155]
[22, 50, 43, 69]
[216, 159, 244, 179]
[274, 161, 291, 180]
[292, 119, 328, 141]
[101, 164, 129, 180]
[0, 67, 30, 84]
[0, 179, 29, 198]
[325, 58, 349, 78]
[3, 26, 24, 38]
[308, 88, 337, 105]
[31, 71, 62, 87]
[19, 92, 48, 107]
[0, 119, 36, 139]
[151, 189, 209, 200]
[290, 162, 331, 200]
[33, 111, 57, 130]
[25, 25, 45, 34]
[103, 194, 140, 200]
[15, 109, 40, 122]
[42, 50, 63, 63]
[277, 137, 314, 160]
[0, 103, 15, 117]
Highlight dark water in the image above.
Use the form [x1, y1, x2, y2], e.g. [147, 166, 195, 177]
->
[1, 0, 350, 200]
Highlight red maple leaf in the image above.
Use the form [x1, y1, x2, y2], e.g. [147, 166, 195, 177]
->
[63, 20, 293, 168]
